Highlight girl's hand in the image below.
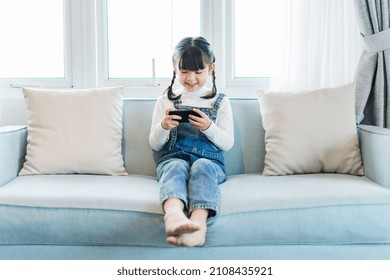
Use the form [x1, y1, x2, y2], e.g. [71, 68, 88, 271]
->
[189, 108, 212, 131]
[161, 108, 181, 130]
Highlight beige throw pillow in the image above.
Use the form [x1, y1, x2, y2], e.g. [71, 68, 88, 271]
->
[19, 87, 127, 176]
[257, 83, 364, 176]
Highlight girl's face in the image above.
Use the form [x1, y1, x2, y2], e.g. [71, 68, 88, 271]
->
[174, 63, 215, 92]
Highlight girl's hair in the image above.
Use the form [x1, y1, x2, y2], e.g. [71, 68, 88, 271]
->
[164, 37, 217, 100]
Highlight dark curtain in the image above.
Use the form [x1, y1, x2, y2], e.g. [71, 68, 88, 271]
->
[354, 0, 390, 127]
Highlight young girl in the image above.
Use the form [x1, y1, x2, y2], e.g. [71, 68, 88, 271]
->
[149, 37, 234, 247]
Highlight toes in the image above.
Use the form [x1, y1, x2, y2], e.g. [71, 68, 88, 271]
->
[166, 231, 206, 247]
[167, 222, 200, 236]
[164, 212, 201, 236]
[167, 236, 184, 246]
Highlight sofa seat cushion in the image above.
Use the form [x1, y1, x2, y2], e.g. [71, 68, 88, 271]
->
[213, 174, 390, 246]
[0, 175, 162, 213]
[0, 175, 168, 246]
[1, 174, 390, 247]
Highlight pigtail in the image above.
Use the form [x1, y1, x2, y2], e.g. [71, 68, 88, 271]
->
[212, 71, 217, 97]
[164, 71, 181, 101]
[202, 70, 217, 99]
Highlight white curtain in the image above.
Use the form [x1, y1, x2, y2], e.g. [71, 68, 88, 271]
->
[269, 0, 363, 91]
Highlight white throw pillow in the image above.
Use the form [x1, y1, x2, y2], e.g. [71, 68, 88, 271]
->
[257, 83, 364, 176]
[19, 87, 128, 176]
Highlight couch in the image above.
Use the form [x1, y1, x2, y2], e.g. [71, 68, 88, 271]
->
[1, 97, 390, 260]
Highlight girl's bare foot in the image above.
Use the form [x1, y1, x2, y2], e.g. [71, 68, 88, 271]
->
[166, 208, 209, 247]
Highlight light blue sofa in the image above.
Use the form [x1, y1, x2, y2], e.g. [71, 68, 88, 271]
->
[1, 98, 390, 260]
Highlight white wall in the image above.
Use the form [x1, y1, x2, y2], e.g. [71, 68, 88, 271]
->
[0, 88, 27, 126]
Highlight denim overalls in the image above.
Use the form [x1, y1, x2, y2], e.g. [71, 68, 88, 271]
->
[156, 93, 227, 216]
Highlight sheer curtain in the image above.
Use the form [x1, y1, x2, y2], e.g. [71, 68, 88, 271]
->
[269, 0, 363, 91]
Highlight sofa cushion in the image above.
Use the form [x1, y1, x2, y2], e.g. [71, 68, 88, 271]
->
[257, 83, 364, 176]
[1, 174, 389, 247]
[0, 175, 161, 213]
[215, 174, 390, 246]
[0, 175, 165, 246]
[19, 87, 127, 176]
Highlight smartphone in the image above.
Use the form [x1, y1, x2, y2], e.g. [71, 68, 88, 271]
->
[169, 110, 201, 123]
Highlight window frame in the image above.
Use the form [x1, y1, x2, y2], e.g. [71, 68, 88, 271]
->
[0, 0, 74, 89]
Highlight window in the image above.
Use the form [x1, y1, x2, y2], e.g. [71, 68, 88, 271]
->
[228, 0, 362, 91]
[0, 0, 71, 87]
[99, 0, 273, 90]
[99, 0, 201, 86]
[233, 0, 275, 78]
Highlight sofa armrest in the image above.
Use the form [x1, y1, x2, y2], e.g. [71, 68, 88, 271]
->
[0, 126, 27, 187]
[358, 124, 390, 189]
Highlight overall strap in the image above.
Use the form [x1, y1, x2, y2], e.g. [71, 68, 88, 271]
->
[211, 93, 225, 122]
[165, 99, 182, 149]
[173, 98, 182, 109]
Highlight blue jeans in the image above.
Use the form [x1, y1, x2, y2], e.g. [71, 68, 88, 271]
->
[157, 157, 227, 216]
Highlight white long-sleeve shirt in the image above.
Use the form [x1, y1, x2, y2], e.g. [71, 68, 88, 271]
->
[149, 86, 234, 152]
